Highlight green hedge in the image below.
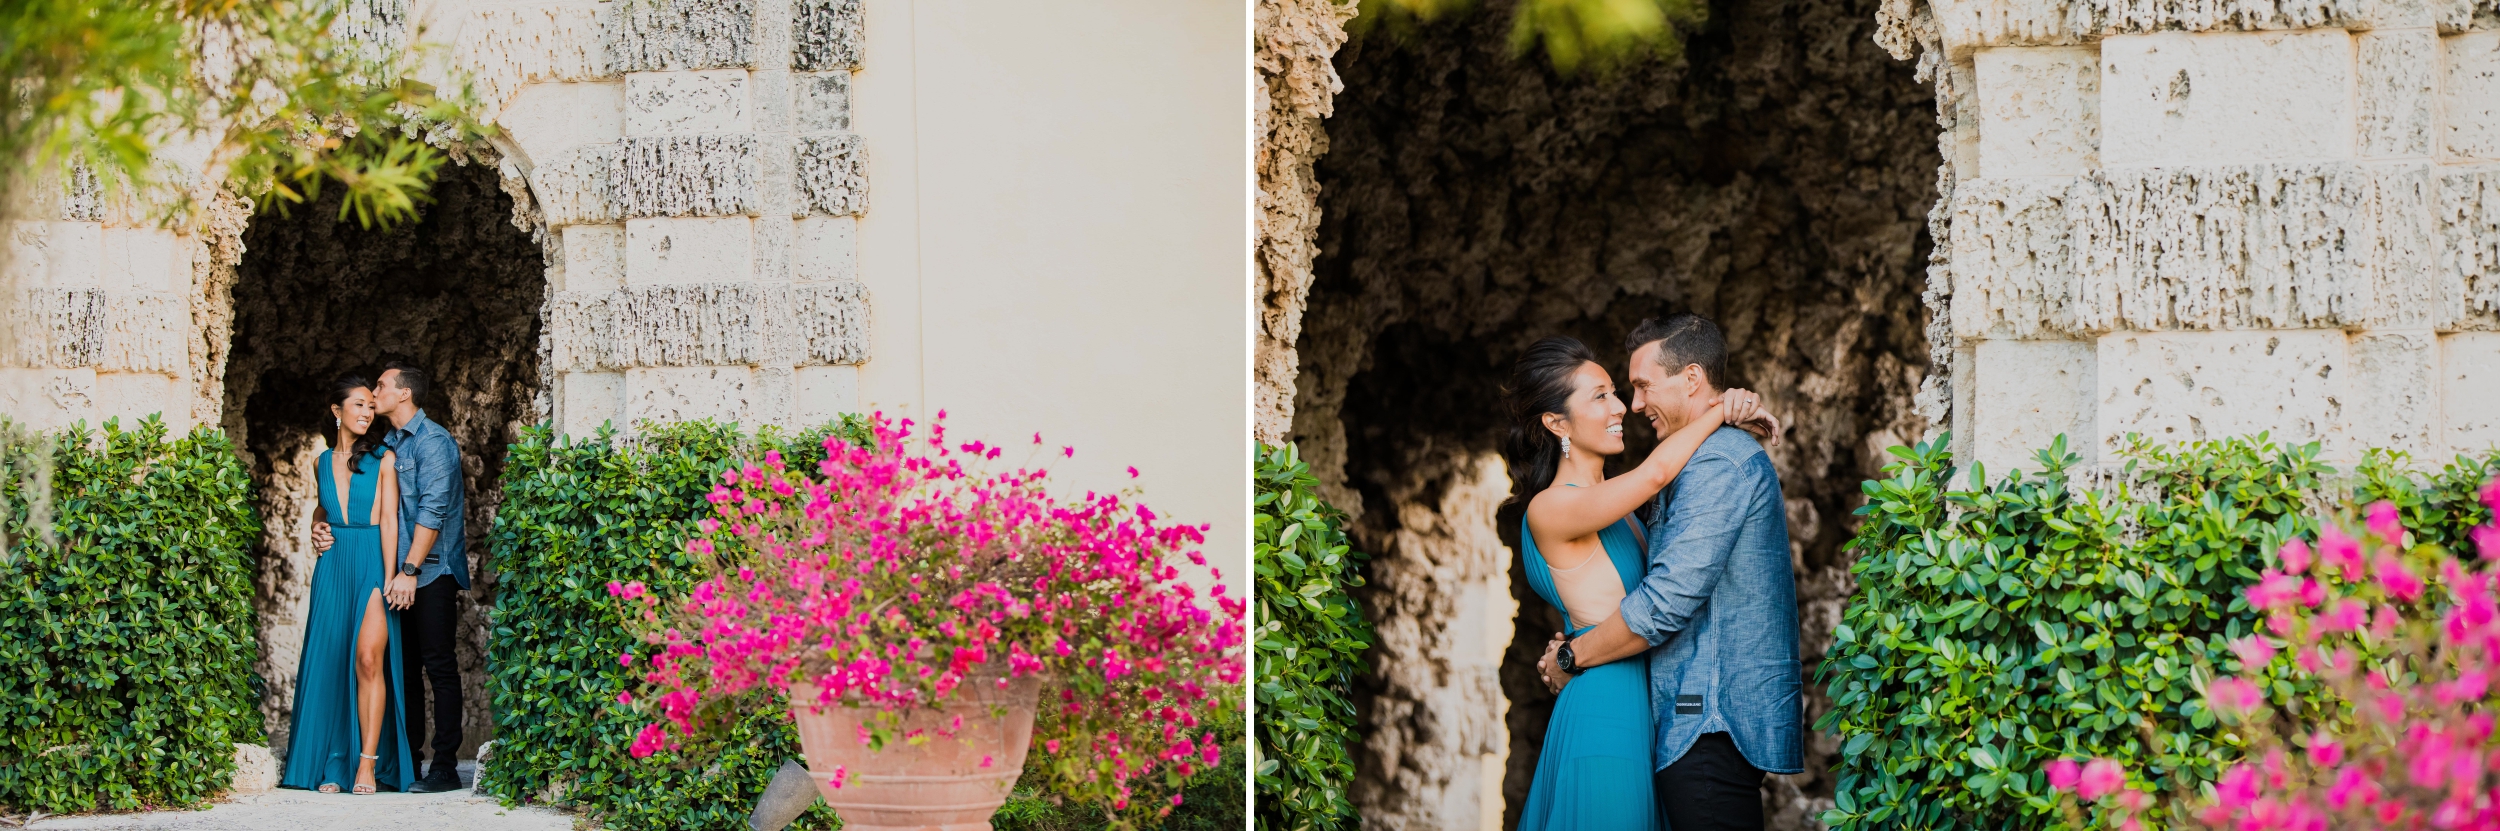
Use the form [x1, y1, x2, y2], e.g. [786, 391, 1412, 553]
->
[491, 419, 1245, 830]
[1816, 434, 2500, 831]
[487, 421, 851, 830]
[1251, 443, 1371, 831]
[0, 417, 263, 813]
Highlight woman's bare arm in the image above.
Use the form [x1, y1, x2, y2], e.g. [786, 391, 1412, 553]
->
[377, 452, 400, 573]
[1524, 401, 1727, 543]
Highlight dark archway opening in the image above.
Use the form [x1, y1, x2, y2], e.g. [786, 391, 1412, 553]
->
[1294, 0, 1939, 826]
[223, 161, 545, 765]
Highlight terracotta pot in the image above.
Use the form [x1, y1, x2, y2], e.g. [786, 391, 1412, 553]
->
[788, 674, 1043, 831]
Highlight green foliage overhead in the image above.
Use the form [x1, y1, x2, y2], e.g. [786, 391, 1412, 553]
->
[1816, 432, 2500, 831]
[0, 0, 487, 229]
[1251, 443, 1371, 831]
[0, 417, 263, 814]
[1353, 0, 1707, 73]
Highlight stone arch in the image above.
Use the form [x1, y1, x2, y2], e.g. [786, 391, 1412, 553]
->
[1258, 0, 1937, 827]
[0, 0, 880, 764]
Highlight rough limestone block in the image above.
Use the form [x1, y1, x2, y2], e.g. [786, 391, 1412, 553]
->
[103, 292, 188, 374]
[2446, 32, 2500, 161]
[0, 368, 96, 431]
[1928, 0, 2350, 57]
[5, 288, 105, 368]
[1974, 46, 2098, 177]
[562, 225, 627, 292]
[618, 135, 756, 217]
[792, 216, 856, 283]
[95, 372, 177, 426]
[607, 0, 753, 73]
[2100, 32, 2354, 166]
[626, 216, 752, 284]
[557, 370, 625, 436]
[752, 69, 792, 133]
[498, 81, 625, 168]
[796, 280, 870, 364]
[794, 71, 850, 133]
[102, 227, 180, 293]
[626, 69, 751, 136]
[36, 221, 102, 290]
[609, 283, 793, 366]
[2071, 163, 2431, 332]
[796, 133, 866, 216]
[530, 143, 622, 226]
[449, 1, 611, 111]
[231, 744, 278, 796]
[626, 365, 756, 424]
[2096, 330, 2348, 457]
[2361, 31, 2437, 158]
[792, 0, 864, 71]
[1970, 339, 2097, 473]
[2444, 333, 2500, 454]
[1950, 178, 2076, 338]
[2347, 331, 2439, 458]
[2439, 166, 2500, 328]
[795, 364, 858, 424]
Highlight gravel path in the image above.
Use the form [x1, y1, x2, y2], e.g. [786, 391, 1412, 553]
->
[21, 765, 576, 831]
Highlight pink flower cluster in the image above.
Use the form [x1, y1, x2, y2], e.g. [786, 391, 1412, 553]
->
[612, 412, 1245, 815]
[2048, 757, 2153, 830]
[2182, 478, 2500, 831]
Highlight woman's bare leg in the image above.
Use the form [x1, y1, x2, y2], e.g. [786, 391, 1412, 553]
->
[355, 588, 388, 791]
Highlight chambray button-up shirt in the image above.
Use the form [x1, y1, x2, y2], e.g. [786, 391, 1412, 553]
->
[1617, 425, 1804, 774]
[385, 409, 468, 590]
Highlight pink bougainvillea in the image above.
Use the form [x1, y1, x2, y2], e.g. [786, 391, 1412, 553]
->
[611, 412, 1244, 817]
[2054, 476, 2500, 831]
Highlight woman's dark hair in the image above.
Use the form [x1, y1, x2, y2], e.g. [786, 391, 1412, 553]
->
[1502, 336, 1602, 504]
[327, 374, 387, 472]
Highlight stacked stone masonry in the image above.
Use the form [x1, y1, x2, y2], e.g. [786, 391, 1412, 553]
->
[1913, 0, 2500, 475]
[4, 0, 873, 439]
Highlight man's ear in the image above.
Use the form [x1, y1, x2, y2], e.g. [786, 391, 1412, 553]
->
[1683, 363, 1708, 395]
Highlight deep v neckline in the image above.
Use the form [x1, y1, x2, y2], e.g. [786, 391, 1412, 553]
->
[332, 446, 357, 525]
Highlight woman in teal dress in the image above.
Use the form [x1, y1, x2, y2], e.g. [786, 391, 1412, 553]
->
[1503, 337, 1773, 830]
[282, 375, 416, 794]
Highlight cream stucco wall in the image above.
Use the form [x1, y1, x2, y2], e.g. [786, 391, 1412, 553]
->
[853, 0, 1249, 586]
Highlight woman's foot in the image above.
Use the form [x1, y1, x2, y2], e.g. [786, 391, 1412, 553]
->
[354, 754, 379, 795]
[317, 783, 340, 794]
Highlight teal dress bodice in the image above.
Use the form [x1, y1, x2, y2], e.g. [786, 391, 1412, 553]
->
[281, 446, 415, 792]
[1517, 512, 1661, 831]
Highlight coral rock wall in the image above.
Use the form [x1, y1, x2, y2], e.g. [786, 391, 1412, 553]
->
[1255, 0, 1357, 446]
[1293, 0, 1939, 827]
[226, 163, 544, 759]
[1895, 0, 2500, 476]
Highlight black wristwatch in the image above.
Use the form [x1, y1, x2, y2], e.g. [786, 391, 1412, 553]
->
[398, 562, 421, 577]
[1556, 640, 1587, 676]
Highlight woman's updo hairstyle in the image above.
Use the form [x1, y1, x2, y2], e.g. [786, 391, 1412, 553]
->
[326, 373, 387, 472]
[1501, 336, 1601, 504]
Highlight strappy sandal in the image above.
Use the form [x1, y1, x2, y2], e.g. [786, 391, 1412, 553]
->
[352, 755, 379, 795]
[318, 783, 340, 794]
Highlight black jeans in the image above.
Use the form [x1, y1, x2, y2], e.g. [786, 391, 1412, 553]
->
[401, 577, 463, 774]
[1655, 732, 1764, 831]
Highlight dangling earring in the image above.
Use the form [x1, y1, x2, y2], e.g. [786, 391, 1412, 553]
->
[1560, 435, 1572, 459]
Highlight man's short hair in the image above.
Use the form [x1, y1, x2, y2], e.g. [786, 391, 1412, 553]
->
[381, 360, 430, 405]
[1625, 313, 1728, 391]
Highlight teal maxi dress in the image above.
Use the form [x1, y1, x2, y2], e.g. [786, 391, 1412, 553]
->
[1517, 514, 1660, 831]
[281, 446, 415, 792]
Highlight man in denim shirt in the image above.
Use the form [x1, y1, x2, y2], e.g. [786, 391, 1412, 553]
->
[1539, 314, 1802, 830]
[326, 361, 468, 792]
